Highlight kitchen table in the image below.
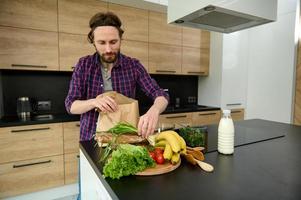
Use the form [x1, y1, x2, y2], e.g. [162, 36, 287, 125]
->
[79, 119, 301, 200]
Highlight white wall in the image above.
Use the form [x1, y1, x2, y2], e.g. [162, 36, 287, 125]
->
[198, 0, 298, 123]
[245, 0, 298, 123]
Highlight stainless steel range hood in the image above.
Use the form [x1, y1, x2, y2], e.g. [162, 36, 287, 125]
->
[168, 0, 278, 33]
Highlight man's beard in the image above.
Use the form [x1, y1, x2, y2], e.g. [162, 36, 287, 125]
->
[100, 51, 119, 64]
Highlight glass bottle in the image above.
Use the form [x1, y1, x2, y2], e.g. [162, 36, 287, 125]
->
[218, 109, 235, 154]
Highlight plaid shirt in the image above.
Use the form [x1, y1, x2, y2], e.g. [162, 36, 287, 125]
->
[65, 52, 169, 141]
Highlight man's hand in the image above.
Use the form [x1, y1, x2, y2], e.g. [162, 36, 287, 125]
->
[138, 106, 160, 138]
[93, 95, 118, 113]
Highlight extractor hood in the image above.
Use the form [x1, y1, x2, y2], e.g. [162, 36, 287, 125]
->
[168, 0, 278, 33]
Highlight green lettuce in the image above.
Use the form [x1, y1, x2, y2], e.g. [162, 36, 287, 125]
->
[103, 144, 155, 179]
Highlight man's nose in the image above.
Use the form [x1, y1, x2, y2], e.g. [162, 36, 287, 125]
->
[105, 44, 112, 52]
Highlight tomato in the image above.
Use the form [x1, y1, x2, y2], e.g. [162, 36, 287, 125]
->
[149, 152, 156, 161]
[154, 148, 164, 155]
[155, 154, 165, 164]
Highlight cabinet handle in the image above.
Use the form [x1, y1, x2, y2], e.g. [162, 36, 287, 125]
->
[166, 115, 187, 119]
[75, 123, 80, 127]
[156, 70, 176, 73]
[76, 155, 80, 158]
[231, 110, 242, 114]
[198, 113, 217, 116]
[187, 71, 205, 74]
[11, 127, 50, 133]
[11, 64, 47, 68]
[226, 103, 242, 106]
[71, 66, 75, 69]
[13, 160, 51, 168]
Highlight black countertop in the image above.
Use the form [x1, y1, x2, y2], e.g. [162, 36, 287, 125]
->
[0, 105, 220, 128]
[0, 114, 80, 127]
[80, 119, 301, 200]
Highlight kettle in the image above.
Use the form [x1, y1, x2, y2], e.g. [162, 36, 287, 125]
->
[16, 97, 32, 120]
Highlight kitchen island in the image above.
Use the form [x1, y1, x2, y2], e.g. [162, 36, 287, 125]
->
[79, 119, 301, 200]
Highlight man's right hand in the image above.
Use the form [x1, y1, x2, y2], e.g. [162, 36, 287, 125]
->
[94, 95, 118, 113]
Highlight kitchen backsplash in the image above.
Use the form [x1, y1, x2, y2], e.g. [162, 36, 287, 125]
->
[0, 70, 198, 117]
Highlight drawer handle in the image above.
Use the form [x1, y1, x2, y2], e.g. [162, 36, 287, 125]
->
[198, 113, 217, 116]
[77, 155, 80, 158]
[12, 64, 47, 68]
[187, 71, 205, 74]
[231, 111, 242, 114]
[13, 160, 51, 168]
[156, 70, 176, 73]
[11, 127, 51, 133]
[71, 66, 75, 69]
[166, 115, 187, 119]
[76, 123, 80, 127]
[226, 103, 242, 106]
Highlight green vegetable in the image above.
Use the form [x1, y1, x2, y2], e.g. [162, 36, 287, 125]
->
[103, 144, 155, 179]
[107, 122, 138, 135]
[178, 127, 206, 147]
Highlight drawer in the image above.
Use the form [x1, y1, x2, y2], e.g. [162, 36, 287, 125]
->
[231, 109, 245, 121]
[0, 155, 64, 198]
[159, 113, 193, 128]
[63, 122, 80, 154]
[64, 152, 79, 184]
[0, 123, 63, 163]
[192, 111, 221, 126]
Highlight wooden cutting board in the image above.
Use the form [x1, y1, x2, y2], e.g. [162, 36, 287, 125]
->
[136, 159, 181, 176]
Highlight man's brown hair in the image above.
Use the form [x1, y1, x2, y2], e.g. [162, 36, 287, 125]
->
[87, 12, 124, 43]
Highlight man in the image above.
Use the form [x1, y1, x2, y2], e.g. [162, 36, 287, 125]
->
[65, 12, 169, 141]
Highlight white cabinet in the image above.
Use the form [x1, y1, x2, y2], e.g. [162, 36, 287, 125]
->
[198, 31, 248, 110]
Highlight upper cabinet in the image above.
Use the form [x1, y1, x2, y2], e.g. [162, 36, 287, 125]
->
[59, 33, 95, 71]
[0, 0, 58, 32]
[182, 27, 201, 48]
[58, 0, 108, 34]
[149, 11, 182, 46]
[0, 27, 59, 71]
[108, 4, 148, 42]
[122, 40, 149, 71]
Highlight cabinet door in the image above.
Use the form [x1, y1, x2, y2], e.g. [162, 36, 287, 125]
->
[0, 155, 64, 199]
[149, 43, 181, 74]
[64, 153, 79, 184]
[59, 33, 95, 71]
[182, 47, 207, 75]
[58, 0, 107, 34]
[0, 123, 63, 164]
[159, 113, 193, 128]
[231, 109, 245, 121]
[0, 27, 59, 70]
[182, 27, 201, 48]
[63, 122, 80, 154]
[192, 111, 221, 126]
[149, 11, 182, 46]
[108, 3, 148, 42]
[122, 40, 148, 71]
[0, 0, 58, 31]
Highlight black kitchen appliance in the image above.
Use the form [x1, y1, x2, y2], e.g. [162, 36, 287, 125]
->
[16, 97, 33, 120]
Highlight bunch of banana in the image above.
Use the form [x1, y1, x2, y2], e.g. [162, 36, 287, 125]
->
[154, 130, 186, 165]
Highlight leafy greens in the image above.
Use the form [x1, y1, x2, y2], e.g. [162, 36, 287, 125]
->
[103, 144, 155, 179]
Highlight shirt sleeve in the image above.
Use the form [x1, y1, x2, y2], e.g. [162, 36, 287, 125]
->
[65, 59, 86, 114]
[135, 61, 170, 103]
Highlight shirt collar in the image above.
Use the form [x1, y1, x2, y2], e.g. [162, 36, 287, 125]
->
[94, 52, 124, 69]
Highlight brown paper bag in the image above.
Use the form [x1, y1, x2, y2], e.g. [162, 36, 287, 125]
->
[96, 91, 139, 132]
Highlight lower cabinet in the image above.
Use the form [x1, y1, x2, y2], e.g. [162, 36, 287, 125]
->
[159, 113, 193, 128]
[0, 155, 64, 198]
[192, 110, 221, 126]
[231, 109, 245, 121]
[64, 153, 79, 184]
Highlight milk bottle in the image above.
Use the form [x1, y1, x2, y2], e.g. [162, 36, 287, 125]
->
[218, 109, 235, 154]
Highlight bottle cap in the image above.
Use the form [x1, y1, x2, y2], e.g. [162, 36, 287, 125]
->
[222, 109, 231, 114]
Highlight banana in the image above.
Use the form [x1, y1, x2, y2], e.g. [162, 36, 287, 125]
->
[155, 140, 167, 148]
[171, 152, 180, 165]
[169, 131, 187, 151]
[156, 131, 181, 153]
[163, 143, 173, 160]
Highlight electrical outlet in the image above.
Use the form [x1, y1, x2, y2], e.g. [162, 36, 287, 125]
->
[187, 96, 197, 104]
[37, 101, 51, 111]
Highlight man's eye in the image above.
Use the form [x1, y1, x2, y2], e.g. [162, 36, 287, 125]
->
[110, 40, 117, 45]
